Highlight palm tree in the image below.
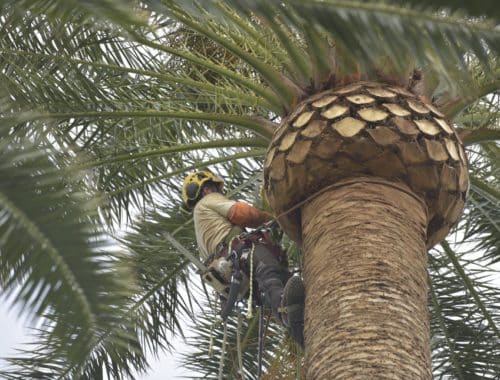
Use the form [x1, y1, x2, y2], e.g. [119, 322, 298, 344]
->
[0, 0, 499, 378]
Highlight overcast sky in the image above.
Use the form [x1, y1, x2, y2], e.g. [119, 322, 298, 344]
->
[0, 301, 196, 379]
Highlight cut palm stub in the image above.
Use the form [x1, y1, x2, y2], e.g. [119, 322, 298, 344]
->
[264, 81, 468, 248]
[264, 81, 469, 379]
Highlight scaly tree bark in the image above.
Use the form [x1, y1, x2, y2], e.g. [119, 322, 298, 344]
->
[303, 180, 429, 378]
[264, 82, 469, 379]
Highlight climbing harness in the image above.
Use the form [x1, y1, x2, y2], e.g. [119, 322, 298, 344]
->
[202, 221, 284, 320]
[203, 221, 288, 378]
[220, 246, 246, 320]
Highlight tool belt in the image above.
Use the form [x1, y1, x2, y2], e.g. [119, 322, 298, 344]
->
[216, 228, 286, 264]
[201, 238, 251, 300]
[201, 224, 286, 299]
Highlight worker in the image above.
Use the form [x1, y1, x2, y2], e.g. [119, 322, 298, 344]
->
[182, 169, 304, 347]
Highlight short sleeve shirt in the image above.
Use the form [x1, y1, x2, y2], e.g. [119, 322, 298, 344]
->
[193, 192, 241, 260]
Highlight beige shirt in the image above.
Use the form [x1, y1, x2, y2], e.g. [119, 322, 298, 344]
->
[193, 192, 242, 260]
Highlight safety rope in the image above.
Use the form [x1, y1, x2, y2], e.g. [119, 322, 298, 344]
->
[236, 312, 244, 378]
[208, 315, 219, 358]
[246, 243, 255, 319]
[218, 320, 228, 380]
[274, 176, 427, 221]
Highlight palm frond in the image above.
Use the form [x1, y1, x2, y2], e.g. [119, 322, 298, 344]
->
[384, 0, 500, 21]
[1, 203, 197, 379]
[232, 0, 499, 95]
[163, 2, 304, 107]
[1, 0, 147, 26]
[429, 242, 500, 378]
[462, 145, 500, 264]
[0, 122, 135, 375]
[0, 1, 499, 378]
[428, 138, 500, 378]
[181, 300, 290, 380]
[0, 9, 275, 225]
[1, 322, 145, 380]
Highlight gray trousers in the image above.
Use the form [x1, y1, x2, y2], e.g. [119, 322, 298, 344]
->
[250, 242, 289, 320]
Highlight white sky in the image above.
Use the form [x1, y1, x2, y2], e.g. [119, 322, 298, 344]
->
[0, 301, 196, 379]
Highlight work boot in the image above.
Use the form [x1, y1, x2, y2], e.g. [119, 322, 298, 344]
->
[280, 275, 305, 348]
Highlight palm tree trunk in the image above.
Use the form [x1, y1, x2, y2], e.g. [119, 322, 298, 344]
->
[301, 177, 431, 379]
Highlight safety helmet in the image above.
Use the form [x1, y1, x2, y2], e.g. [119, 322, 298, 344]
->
[182, 170, 224, 209]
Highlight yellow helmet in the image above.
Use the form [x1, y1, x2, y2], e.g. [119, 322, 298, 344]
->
[182, 170, 224, 209]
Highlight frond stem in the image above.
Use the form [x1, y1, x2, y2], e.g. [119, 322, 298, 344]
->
[457, 128, 500, 146]
[441, 240, 500, 339]
[129, 31, 283, 112]
[293, 0, 499, 34]
[81, 138, 268, 169]
[221, 2, 311, 85]
[470, 176, 500, 201]
[443, 79, 500, 118]
[168, 5, 302, 108]
[0, 48, 274, 111]
[106, 149, 266, 196]
[24, 111, 274, 140]
[0, 190, 95, 328]
[428, 276, 465, 380]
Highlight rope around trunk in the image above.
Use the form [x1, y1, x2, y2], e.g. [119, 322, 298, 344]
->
[275, 176, 428, 221]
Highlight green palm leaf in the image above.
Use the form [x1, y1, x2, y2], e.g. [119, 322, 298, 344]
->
[0, 121, 136, 375]
[0, 0, 499, 378]
[0, 0, 146, 26]
[429, 242, 500, 378]
[465, 149, 500, 264]
[181, 301, 291, 380]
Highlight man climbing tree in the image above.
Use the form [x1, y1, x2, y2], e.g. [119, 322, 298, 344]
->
[182, 169, 305, 347]
[1, 1, 499, 379]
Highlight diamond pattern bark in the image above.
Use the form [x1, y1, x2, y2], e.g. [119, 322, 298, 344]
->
[302, 182, 430, 379]
[263, 81, 468, 247]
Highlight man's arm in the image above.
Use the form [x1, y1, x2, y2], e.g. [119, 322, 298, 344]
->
[227, 201, 273, 228]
